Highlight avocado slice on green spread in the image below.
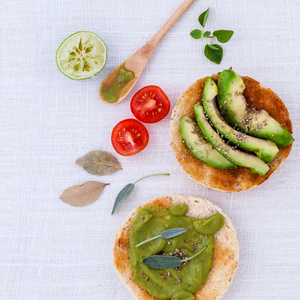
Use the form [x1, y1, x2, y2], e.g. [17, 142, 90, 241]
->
[202, 77, 279, 163]
[194, 103, 270, 176]
[180, 116, 237, 169]
[217, 69, 293, 147]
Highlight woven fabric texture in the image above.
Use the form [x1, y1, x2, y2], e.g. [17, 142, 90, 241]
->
[0, 0, 299, 299]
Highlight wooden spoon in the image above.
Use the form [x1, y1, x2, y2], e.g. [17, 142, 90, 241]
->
[99, 0, 196, 104]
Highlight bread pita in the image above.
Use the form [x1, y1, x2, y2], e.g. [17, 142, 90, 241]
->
[170, 75, 293, 192]
[113, 195, 239, 300]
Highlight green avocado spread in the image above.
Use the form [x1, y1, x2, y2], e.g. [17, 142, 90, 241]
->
[129, 204, 225, 300]
[100, 64, 135, 103]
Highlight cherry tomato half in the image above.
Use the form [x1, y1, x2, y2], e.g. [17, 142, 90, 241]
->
[111, 119, 149, 156]
[130, 85, 170, 123]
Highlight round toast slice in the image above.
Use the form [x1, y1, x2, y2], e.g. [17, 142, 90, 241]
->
[113, 195, 239, 300]
[170, 74, 293, 192]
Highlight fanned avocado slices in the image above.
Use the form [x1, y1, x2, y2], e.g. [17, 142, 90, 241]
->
[217, 69, 293, 147]
[202, 78, 279, 163]
[194, 103, 270, 176]
[180, 116, 237, 169]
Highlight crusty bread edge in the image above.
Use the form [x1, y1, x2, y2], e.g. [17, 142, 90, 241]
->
[113, 195, 240, 300]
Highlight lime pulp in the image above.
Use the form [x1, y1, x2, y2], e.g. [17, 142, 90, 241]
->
[56, 31, 107, 80]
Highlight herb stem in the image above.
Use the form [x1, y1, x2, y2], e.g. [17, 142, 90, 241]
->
[133, 173, 170, 185]
[181, 245, 208, 262]
[135, 235, 160, 247]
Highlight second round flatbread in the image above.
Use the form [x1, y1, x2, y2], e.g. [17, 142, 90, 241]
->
[113, 195, 239, 300]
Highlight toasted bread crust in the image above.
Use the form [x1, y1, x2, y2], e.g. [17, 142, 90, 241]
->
[113, 195, 239, 300]
[170, 75, 293, 192]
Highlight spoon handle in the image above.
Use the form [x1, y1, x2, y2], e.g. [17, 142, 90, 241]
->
[149, 0, 196, 47]
[125, 0, 195, 75]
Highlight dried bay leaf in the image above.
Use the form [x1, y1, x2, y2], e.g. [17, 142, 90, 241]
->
[60, 181, 109, 207]
[76, 150, 122, 176]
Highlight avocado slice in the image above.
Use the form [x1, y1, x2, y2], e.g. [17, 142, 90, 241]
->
[244, 109, 294, 147]
[180, 116, 237, 169]
[217, 69, 247, 126]
[217, 69, 293, 147]
[202, 77, 279, 163]
[194, 103, 270, 176]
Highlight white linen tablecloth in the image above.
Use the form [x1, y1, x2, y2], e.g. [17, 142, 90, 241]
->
[1, 0, 299, 299]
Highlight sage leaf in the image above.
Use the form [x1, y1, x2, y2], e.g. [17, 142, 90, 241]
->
[60, 181, 109, 207]
[203, 31, 211, 38]
[143, 255, 182, 269]
[181, 245, 207, 262]
[111, 183, 134, 215]
[76, 150, 122, 176]
[143, 245, 208, 269]
[161, 228, 187, 239]
[198, 8, 210, 28]
[204, 44, 223, 64]
[213, 30, 234, 43]
[190, 29, 202, 39]
[135, 228, 186, 248]
[111, 173, 170, 215]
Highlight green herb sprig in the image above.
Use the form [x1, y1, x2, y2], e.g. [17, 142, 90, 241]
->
[111, 173, 170, 215]
[143, 245, 208, 269]
[190, 8, 234, 64]
[135, 228, 187, 248]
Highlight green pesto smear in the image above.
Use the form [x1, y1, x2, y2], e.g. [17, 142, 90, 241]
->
[100, 64, 135, 103]
[129, 204, 225, 300]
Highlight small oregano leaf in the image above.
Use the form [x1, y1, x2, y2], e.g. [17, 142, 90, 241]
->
[198, 8, 210, 28]
[209, 45, 220, 50]
[203, 31, 211, 38]
[76, 150, 122, 176]
[213, 30, 234, 43]
[204, 44, 223, 64]
[60, 181, 109, 207]
[190, 8, 234, 64]
[190, 29, 202, 39]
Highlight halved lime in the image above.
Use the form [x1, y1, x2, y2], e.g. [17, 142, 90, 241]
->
[56, 31, 107, 80]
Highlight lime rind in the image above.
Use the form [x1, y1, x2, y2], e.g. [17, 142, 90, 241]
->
[56, 31, 107, 80]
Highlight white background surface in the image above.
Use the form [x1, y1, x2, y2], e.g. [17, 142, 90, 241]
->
[1, 0, 300, 299]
